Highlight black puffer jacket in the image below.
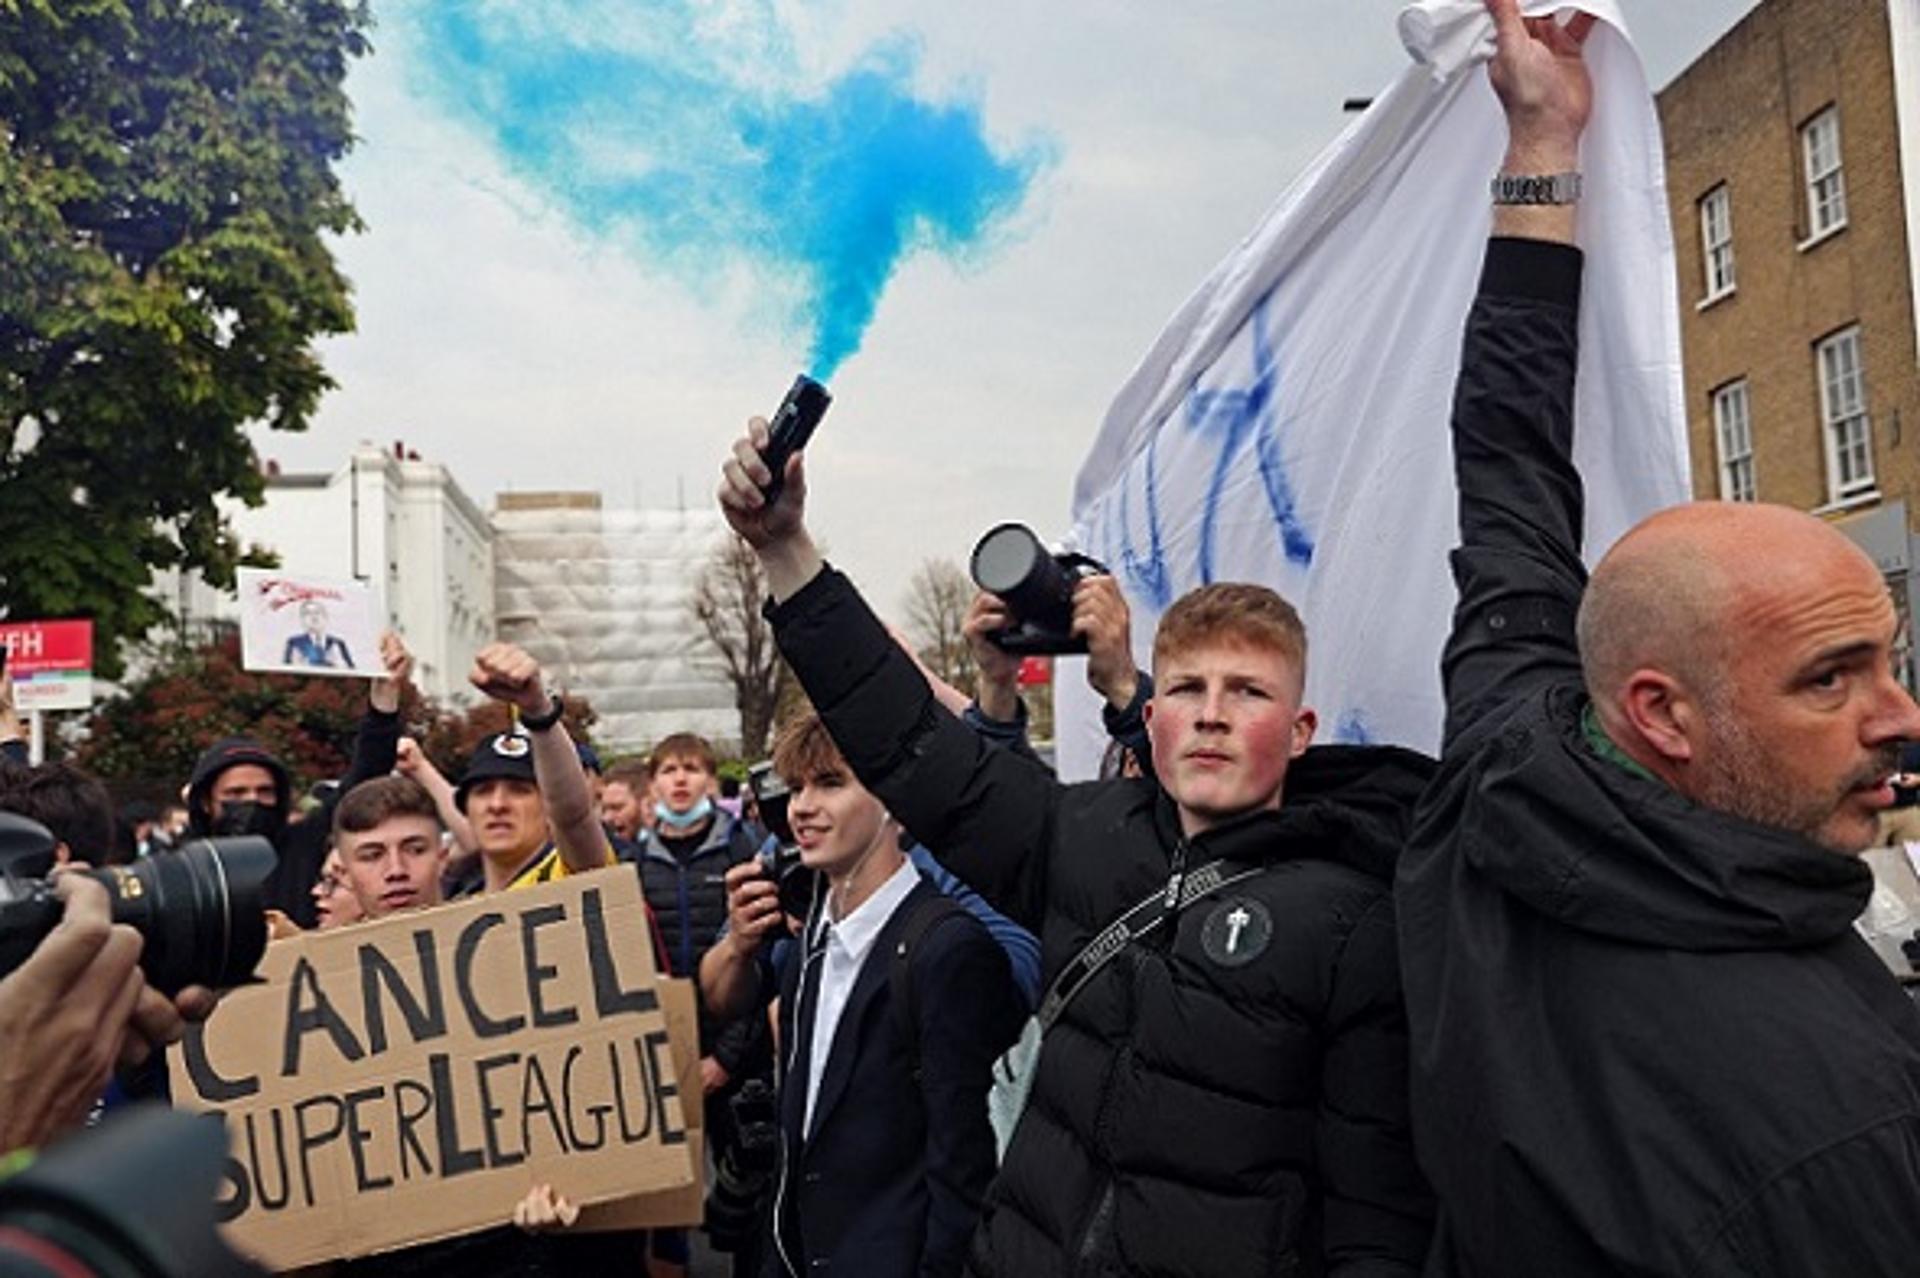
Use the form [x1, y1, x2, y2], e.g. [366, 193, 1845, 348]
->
[772, 567, 1434, 1278]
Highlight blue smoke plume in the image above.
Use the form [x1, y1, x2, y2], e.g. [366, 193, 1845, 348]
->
[404, 1, 1050, 379]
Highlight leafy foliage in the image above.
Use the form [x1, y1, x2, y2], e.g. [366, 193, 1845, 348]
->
[0, 0, 372, 677]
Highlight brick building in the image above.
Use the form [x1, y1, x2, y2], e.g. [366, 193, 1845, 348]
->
[1659, 0, 1920, 682]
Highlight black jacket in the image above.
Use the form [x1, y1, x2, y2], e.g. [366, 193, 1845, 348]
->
[767, 874, 1022, 1278]
[772, 569, 1434, 1278]
[1398, 237, 1920, 1277]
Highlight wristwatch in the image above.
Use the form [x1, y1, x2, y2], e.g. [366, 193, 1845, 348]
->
[519, 693, 565, 732]
[1490, 171, 1583, 206]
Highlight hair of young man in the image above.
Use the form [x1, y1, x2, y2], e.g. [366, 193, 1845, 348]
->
[604, 758, 654, 791]
[1151, 582, 1309, 682]
[334, 775, 443, 841]
[651, 732, 717, 775]
[0, 762, 115, 864]
[770, 713, 847, 788]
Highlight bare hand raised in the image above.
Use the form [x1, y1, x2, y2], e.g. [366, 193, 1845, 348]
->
[718, 417, 808, 549]
[1484, 0, 1596, 164]
[470, 643, 549, 717]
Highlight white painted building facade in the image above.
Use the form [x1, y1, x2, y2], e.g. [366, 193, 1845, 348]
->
[165, 444, 495, 704]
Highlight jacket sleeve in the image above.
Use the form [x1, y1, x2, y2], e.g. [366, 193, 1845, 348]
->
[908, 846, 1043, 1012]
[340, 707, 402, 793]
[1690, 1118, 1920, 1278]
[1315, 893, 1435, 1276]
[1441, 238, 1588, 752]
[1101, 672, 1154, 775]
[962, 699, 1047, 769]
[914, 924, 1024, 1278]
[771, 567, 1061, 933]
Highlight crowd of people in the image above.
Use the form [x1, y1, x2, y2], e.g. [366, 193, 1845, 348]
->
[6, 4, 1920, 1275]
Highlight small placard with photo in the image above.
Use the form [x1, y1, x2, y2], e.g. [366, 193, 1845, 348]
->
[237, 569, 379, 678]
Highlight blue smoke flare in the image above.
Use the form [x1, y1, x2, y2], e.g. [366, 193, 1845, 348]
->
[405, 2, 1050, 378]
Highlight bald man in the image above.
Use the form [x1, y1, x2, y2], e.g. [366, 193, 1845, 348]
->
[1397, 4, 1920, 1276]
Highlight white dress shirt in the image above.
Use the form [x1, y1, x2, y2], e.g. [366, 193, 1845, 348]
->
[803, 856, 921, 1135]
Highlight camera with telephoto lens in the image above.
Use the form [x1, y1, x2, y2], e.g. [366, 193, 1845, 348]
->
[0, 812, 275, 995]
[969, 522, 1110, 656]
[746, 764, 818, 920]
[703, 1078, 778, 1254]
[0, 1103, 261, 1278]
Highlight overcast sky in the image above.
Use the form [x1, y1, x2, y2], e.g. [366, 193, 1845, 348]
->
[265, 0, 1759, 621]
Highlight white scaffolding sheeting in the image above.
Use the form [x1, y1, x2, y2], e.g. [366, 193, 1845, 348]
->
[492, 504, 739, 753]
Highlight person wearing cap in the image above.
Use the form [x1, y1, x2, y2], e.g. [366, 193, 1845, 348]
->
[455, 642, 617, 894]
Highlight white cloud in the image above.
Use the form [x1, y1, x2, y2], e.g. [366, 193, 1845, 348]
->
[274, 0, 1755, 622]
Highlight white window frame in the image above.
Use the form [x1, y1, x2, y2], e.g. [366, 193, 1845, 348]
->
[1817, 327, 1875, 504]
[1699, 185, 1736, 302]
[1711, 380, 1756, 502]
[1801, 107, 1848, 244]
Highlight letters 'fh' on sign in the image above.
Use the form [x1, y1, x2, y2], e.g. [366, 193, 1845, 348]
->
[169, 869, 695, 1270]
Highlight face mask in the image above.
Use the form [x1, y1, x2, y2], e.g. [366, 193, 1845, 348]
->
[654, 796, 713, 832]
[212, 799, 285, 842]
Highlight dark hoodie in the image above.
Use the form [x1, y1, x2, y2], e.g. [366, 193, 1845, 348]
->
[186, 715, 402, 928]
[1399, 238, 1920, 1278]
[771, 564, 1436, 1277]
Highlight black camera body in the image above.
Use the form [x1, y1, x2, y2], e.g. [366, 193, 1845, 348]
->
[746, 763, 819, 920]
[969, 522, 1110, 656]
[0, 812, 275, 995]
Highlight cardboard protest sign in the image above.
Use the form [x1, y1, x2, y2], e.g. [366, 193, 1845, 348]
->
[236, 568, 381, 678]
[170, 869, 695, 1269]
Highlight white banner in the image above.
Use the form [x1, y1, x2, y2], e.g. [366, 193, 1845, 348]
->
[1058, 0, 1689, 778]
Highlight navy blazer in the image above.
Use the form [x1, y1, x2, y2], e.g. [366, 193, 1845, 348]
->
[767, 875, 1023, 1278]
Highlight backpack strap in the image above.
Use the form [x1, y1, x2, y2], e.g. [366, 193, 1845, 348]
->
[889, 891, 968, 1084]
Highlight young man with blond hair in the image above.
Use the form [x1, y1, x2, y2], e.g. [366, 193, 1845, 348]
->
[717, 429, 1434, 1276]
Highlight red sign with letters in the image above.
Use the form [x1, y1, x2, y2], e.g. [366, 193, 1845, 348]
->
[0, 619, 93, 674]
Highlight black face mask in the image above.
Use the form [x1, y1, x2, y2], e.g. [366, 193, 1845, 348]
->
[212, 799, 285, 842]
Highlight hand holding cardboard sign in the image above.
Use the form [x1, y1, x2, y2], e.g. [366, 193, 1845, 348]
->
[513, 1183, 579, 1232]
[469, 643, 549, 717]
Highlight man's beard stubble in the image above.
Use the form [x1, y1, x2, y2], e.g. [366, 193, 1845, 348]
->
[1691, 703, 1899, 854]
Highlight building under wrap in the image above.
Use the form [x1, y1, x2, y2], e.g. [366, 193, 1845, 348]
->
[492, 493, 740, 754]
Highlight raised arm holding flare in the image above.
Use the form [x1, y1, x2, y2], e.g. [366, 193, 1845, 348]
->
[719, 398, 1434, 1274]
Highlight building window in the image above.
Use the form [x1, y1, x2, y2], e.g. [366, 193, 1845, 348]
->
[1817, 326, 1874, 502]
[1699, 184, 1735, 300]
[1802, 106, 1847, 240]
[1711, 380, 1756, 501]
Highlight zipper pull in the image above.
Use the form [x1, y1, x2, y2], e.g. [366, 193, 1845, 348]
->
[1163, 838, 1189, 911]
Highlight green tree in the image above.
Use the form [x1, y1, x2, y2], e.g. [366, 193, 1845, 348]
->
[0, 0, 372, 677]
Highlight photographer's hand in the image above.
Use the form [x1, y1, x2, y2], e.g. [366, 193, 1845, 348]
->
[722, 861, 782, 954]
[1073, 576, 1141, 713]
[700, 862, 781, 1020]
[120, 982, 218, 1072]
[718, 417, 823, 602]
[0, 876, 144, 1153]
[964, 593, 1022, 724]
